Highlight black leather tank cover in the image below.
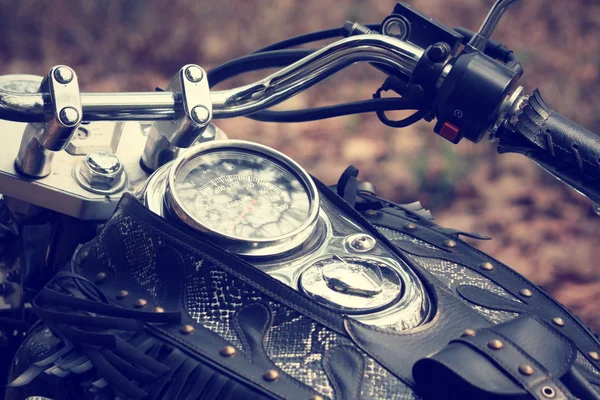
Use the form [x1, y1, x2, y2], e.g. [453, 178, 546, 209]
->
[323, 346, 365, 400]
[413, 316, 577, 399]
[7, 177, 600, 400]
[7, 192, 420, 400]
[69, 195, 335, 400]
[345, 284, 490, 386]
[362, 205, 600, 375]
[316, 180, 600, 392]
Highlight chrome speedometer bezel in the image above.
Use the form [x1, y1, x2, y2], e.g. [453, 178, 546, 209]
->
[165, 140, 320, 257]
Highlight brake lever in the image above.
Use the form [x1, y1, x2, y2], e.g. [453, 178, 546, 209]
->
[467, 0, 520, 52]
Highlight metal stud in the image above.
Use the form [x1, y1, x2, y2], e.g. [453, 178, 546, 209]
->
[220, 346, 236, 357]
[480, 262, 494, 271]
[404, 223, 417, 231]
[116, 290, 129, 299]
[348, 234, 376, 252]
[180, 324, 195, 335]
[444, 239, 457, 248]
[59, 107, 80, 126]
[364, 209, 377, 216]
[588, 351, 600, 361]
[519, 364, 534, 376]
[54, 66, 74, 84]
[134, 298, 148, 308]
[541, 386, 556, 398]
[153, 307, 165, 313]
[487, 339, 504, 350]
[461, 329, 476, 337]
[185, 65, 204, 83]
[95, 272, 107, 283]
[552, 317, 565, 327]
[519, 288, 533, 298]
[263, 369, 280, 382]
[191, 105, 210, 124]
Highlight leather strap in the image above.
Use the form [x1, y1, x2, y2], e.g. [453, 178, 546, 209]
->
[455, 329, 573, 400]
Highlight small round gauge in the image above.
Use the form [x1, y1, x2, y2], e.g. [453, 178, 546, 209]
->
[166, 140, 319, 256]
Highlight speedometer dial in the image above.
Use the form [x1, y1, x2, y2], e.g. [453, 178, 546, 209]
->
[166, 140, 319, 256]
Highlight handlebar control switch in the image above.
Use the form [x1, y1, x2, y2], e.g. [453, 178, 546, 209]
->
[15, 65, 82, 178]
[433, 52, 519, 144]
[141, 64, 213, 171]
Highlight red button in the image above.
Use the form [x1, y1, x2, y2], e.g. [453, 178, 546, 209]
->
[439, 121, 461, 143]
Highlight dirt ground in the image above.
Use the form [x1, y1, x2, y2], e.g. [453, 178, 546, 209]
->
[0, 0, 598, 330]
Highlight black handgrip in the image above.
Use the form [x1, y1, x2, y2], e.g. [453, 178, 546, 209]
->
[498, 89, 600, 204]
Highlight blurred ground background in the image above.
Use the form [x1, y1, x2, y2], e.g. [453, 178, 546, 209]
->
[0, 0, 598, 329]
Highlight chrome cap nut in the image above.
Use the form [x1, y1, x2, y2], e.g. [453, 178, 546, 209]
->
[78, 151, 124, 190]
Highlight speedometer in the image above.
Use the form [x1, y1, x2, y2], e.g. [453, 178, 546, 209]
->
[166, 140, 319, 256]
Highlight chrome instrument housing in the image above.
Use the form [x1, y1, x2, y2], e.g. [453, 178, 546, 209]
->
[139, 148, 431, 329]
[153, 140, 321, 257]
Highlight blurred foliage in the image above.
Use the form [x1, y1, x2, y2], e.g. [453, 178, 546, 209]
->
[0, 0, 598, 329]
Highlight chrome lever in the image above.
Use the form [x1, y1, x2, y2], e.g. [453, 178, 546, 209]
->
[468, 0, 520, 52]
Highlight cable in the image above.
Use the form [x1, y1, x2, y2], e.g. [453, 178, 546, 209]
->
[253, 24, 380, 53]
[376, 109, 427, 128]
[245, 97, 420, 123]
[207, 49, 315, 88]
[455, 26, 522, 74]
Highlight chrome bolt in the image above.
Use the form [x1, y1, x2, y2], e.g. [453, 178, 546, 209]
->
[347, 234, 376, 252]
[86, 151, 121, 175]
[59, 107, 80, 126]
[191, 105, 211, 124]
[77, 150, 124, 190]
[185, 66, 204, 83]
[54, 66, 74, 84]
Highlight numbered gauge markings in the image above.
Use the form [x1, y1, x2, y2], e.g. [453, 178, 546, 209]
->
[166, 141, 319, 257]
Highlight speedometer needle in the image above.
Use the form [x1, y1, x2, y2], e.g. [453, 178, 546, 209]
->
[229, 199, 256, 233]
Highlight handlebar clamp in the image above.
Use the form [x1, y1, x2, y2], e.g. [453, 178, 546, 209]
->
[141, 64, 213, 171]
[15, 66, 82, 178]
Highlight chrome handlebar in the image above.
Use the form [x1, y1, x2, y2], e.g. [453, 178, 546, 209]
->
[211, 34, 423, 118]
[0, 34, 424, 123]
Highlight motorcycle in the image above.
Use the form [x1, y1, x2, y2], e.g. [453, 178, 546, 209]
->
[0, 0, 599, 398]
